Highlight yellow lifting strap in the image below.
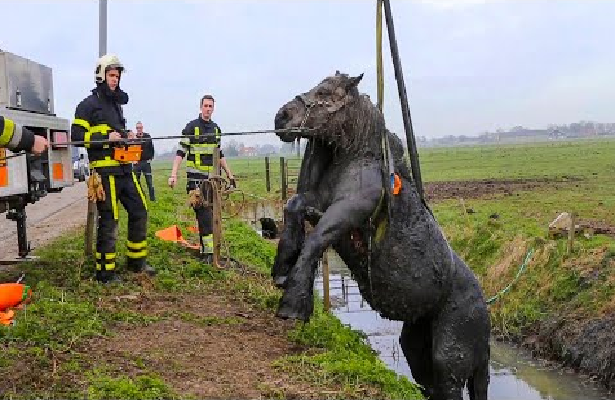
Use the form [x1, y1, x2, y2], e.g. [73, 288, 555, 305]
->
[376, 0, 384, 112]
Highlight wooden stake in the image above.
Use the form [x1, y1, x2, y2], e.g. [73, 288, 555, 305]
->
[567, 212, 575, 256]
[322, 249, 330, 312]
[265, 156, 271, 192]
[212, 148, 222, 267]
[280, 157, 287, 201]
[85, 202, 96, 258]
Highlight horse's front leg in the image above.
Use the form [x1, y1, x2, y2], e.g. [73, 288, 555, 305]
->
[276, 187, 381, 321]
[271, 192, 318, 288]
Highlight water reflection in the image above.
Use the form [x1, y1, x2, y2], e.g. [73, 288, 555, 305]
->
[315, 250, 614, 400]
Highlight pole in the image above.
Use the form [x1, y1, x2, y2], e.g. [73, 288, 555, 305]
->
[99, 0, 107, 57]
[265, 156, 271, 192]
[382, 0, 425, 202]
[280, 157, 287, 201]
[212, 148, 222, 267]
[86, 0, 107, 258]
[322, 250, 330, 312]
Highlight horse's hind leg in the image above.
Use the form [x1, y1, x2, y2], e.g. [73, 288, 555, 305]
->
[400, 319, 434, 399]
[430, 306, 482, 400]
[272, 193, 314, 287]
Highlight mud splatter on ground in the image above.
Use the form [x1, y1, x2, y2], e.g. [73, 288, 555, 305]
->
[424, 177, 583, 202]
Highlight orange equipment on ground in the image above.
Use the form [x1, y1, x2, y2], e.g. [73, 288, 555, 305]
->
[155, 225, 200, 250]
[0, 283, 32, 326]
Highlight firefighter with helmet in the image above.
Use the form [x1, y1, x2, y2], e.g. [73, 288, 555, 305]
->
[71, 54, 155, 283]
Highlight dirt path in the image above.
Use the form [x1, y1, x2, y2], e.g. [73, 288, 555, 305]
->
[0, 182, 88, 264]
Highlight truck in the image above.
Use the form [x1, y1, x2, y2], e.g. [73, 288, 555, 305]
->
[0, 49, 74, 261]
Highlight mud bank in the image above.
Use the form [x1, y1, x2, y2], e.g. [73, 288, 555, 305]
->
[523, 314, 615, 392]
[424, 177, 582, 202]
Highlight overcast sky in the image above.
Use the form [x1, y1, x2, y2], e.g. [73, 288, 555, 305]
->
[1, 0, 613, 153]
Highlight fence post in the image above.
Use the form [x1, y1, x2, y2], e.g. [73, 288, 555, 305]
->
[212, 148, 222, 267]
[265, 156, 271, 192]
[322, 249, 330, 312]
[85, 202, 96, 258]
[567, 212, 575, 256]
[280, 156, 287, 201]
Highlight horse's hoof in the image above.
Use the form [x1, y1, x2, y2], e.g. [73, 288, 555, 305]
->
[276, 305, 310, 322]
[274, 275, 287, 288]
[276, 294, 313, 322]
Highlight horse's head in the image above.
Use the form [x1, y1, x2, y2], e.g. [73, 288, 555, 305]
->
[274, 71, 364, 143]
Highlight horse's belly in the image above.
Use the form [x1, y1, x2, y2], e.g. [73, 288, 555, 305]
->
[369, 251, 449, 320]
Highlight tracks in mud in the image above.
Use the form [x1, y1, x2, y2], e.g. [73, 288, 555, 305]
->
[424, 176, 583, 202]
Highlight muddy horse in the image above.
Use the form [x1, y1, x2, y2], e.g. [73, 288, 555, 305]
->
[271, 71, 490, 400]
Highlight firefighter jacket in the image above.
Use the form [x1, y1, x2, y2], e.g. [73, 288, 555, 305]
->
[71, 85, 133, 176]
[176, 116, 224, 178]
[0, 116, 36, 152]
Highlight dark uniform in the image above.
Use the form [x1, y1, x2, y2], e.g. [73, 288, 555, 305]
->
[134, 132, 156, 201]
[0, 116, 36, 152]
[71, 84, 150, 282]
[177, 116, 223, 257]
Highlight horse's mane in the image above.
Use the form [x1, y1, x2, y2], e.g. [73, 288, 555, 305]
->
[327, 92, 413, 183]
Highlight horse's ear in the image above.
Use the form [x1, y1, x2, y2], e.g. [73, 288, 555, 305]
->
[347, 73, 364, 90]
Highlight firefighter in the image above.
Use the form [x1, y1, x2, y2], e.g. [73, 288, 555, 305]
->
[71, 54, 155, 283]
[133, 121, 156, 201]
[0, 116, 49, 154]
[167, 94, 235, 263]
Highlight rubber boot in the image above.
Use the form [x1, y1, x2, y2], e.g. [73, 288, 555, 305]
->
[96, 270, 122, 284]
[127, 259, 157, 276]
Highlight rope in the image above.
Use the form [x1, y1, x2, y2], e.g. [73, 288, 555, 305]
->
[486, 248, 534, 306]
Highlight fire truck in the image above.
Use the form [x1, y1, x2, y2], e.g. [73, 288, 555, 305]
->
[0, 49, 74, 260]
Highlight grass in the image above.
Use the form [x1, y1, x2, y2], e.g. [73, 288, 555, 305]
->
[279, 303, 423, 399]
[413, 139, 615, 338]
[0, 161, 423, 400]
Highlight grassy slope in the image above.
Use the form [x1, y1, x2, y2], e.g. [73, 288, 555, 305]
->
[419, 139, 615, 337]
[0, 165, 422, 400]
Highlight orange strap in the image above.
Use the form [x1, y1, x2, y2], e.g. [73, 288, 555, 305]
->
[393, 173, 402, 195]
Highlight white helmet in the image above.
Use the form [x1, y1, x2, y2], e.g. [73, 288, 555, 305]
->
[95, 54, 125, 84]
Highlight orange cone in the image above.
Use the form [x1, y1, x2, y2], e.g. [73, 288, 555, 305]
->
[0, 283, 31, 311]
[0, 283, 32, 326]
[155, 225, 184, 242]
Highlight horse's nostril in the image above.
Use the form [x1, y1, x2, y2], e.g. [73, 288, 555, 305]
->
[275, 109, 290, 128]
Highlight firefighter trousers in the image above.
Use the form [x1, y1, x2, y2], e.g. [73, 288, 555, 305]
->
[135, 161, 156, 201]
[96, 171, 148, 271]
[187, 178, 213, 254]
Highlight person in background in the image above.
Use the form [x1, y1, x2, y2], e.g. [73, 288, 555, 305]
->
[133, 121, 156, 201]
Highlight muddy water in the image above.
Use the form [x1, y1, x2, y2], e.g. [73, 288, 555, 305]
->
[314, 250, 614, 400]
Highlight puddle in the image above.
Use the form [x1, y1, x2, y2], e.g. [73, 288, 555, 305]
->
[314, 249, 615, 400]
[237, 200, 283, 230]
